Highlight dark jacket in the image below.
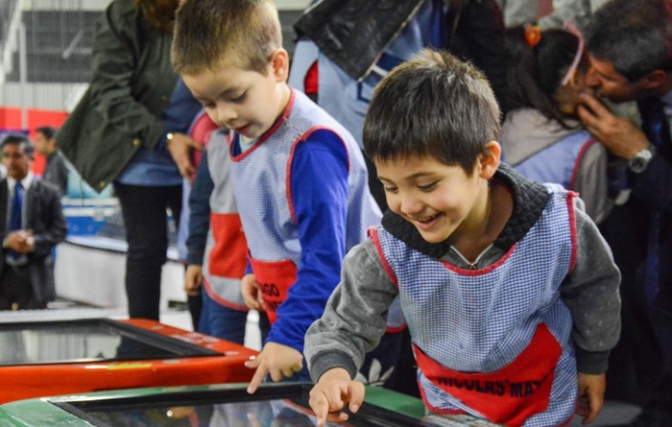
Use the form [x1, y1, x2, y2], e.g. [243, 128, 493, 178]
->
[56, 0, 178, 192]
[43, 150, 69, 196]
[598, 99, 672, 405]
[293, 0, 509, 113]
[0, 179, 67, 303]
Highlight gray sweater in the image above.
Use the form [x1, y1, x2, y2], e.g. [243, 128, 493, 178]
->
[305, 170, 621, 383]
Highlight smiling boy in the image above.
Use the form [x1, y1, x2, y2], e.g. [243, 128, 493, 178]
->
[305, 50, 621, 427]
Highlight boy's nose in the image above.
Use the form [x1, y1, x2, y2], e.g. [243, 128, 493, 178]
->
[399, 194, 423, 216]
[216, 105, 237, 126]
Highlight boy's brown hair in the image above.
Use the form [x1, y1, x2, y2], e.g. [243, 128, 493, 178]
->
[172, 0, 282, 75]
[363, 49, 501, 174]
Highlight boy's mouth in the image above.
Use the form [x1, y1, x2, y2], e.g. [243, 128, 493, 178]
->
[233, 124, 251, 134]
[411, 213, 441, 229]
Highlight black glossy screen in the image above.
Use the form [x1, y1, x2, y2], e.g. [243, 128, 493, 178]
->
[0, 319, 217, 366]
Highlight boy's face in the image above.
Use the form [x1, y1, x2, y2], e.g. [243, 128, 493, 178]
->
[375, 153, 494, 244]
[182, 50, 290, 140]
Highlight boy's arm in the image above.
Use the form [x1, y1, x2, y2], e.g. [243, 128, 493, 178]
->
[264, 129, 352, 352]
[560, 197, 621, 374]
[186, 150, 213, 266]
[305, 240, 398, 382]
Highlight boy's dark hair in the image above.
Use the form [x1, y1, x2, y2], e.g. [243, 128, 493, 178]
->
[172, 0, 282, 76]
[1, 134, 34, 158]
[363, 49, 501, 174]
[505, 27, 583, 129]
[36, 125, 57, 141]
[585, 0, 672, 82]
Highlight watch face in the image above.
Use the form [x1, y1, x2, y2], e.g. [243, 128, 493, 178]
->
[629, 148, 653, 173]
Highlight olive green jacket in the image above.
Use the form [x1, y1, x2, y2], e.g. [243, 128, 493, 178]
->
[57, 0, 177, 192]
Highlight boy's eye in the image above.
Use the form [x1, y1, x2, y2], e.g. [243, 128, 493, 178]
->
[230, 93, 246, 103]
[383, 186, 398, 194]
[418, 182, 438, 191]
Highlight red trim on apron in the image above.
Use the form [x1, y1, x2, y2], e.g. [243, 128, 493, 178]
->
[248, 257, 297, 324]
[414, 323, 562, 427]
[208, 213, 247, 278]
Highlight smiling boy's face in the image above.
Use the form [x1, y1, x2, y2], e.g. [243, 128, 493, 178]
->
[375, 154, 489, 244]
[182, 50, 290, 140]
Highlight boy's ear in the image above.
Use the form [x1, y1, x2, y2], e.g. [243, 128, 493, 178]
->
[478, 141, 501, 179]
[270, 48, 290, 82]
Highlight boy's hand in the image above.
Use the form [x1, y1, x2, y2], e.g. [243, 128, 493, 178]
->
[245, 342, 303, 394]
[241, 274, 265, 311]
[576, 372, 606, 424]
[309, 368, 364, 427]
[184, 265, 203, 297]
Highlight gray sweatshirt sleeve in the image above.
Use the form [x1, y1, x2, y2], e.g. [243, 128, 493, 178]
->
[304, 239, 398, 382]
[561, 197, 621, 374]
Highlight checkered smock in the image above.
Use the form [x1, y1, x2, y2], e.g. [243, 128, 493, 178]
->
[374, 184, 578, 427]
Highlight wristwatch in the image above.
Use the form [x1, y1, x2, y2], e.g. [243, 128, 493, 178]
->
[628, 145, 656, 173]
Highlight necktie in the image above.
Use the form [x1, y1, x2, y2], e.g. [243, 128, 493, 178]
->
[7, 182, 23, 261]
[638, 98, 667, 305]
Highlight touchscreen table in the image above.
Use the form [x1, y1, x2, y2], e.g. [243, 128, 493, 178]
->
[0, 318, 258, 404]
[0, 383, 504, 427]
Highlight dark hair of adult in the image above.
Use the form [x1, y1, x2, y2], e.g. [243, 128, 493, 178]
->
[363, 49, 501, 175]
[36, 125, 57, 141]
[505, 27, 582, 129]
[584, 0, 672, 82]
[1, 134, 34, 158]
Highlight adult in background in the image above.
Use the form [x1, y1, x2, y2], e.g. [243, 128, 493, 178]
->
[501, 25, 612, 225]
[34, 126, 68, 197]
[0, 135, 66, 310]
[57, 0, 203, 321]
[578, 0, 672, 425]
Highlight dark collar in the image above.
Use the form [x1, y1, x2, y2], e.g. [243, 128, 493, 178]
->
[381, 163, 549, 259]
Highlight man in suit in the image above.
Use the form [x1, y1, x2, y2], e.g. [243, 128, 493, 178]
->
[0, 134, 66, 310]
[577, 0, 672, 425]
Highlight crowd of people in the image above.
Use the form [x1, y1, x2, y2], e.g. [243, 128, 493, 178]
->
[1, 0, 670, 426]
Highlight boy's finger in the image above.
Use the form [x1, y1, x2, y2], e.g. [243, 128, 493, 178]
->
[347, 382, 365, 413]
[582, 395, 603, 424]
[246, 364, 267, 394]
[313, 397, 329, 427]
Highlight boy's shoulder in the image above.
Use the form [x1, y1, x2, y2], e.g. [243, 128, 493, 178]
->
[290, 87, 356, 142]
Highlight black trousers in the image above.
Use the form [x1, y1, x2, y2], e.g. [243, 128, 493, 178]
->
[0, 264, 44, 310]
[116, 184, 182, 321]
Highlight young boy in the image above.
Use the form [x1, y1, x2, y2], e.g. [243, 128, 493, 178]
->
[305, 50, 621, 427]
[172, 0, 382, 393]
